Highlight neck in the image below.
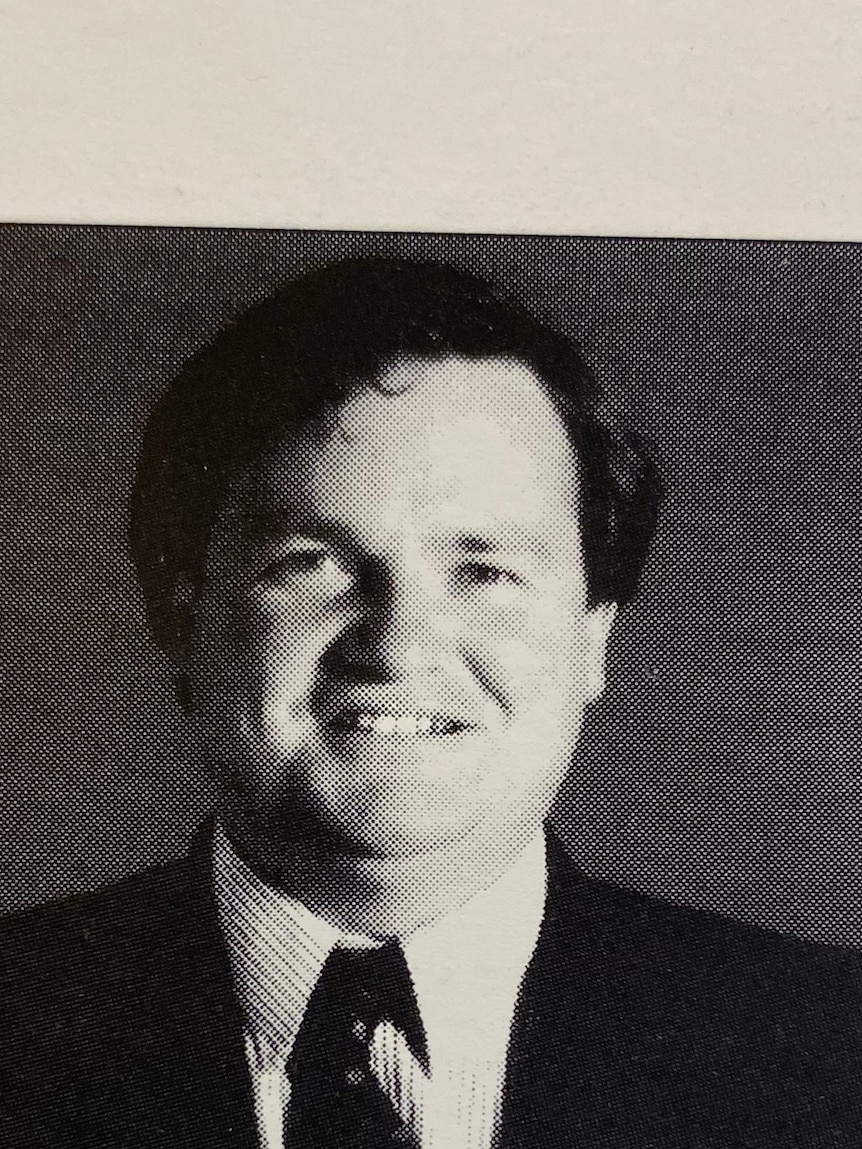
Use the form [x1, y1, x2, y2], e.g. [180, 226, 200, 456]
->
[222, 810, 547, 938]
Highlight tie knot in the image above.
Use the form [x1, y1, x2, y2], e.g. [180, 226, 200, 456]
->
[284, 940, 427, 1147]
[290, 940, 429, 1077]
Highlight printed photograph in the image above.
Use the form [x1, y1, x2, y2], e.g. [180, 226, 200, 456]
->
[2, 225, 861, 1146]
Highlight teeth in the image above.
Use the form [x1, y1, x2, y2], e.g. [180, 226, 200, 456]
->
[332, 712, 464, 736]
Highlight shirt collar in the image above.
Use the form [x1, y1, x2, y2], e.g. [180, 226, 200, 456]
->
[213, 824, 547, 1071]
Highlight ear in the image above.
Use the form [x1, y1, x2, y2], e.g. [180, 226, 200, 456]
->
[583, 602, 617, 701]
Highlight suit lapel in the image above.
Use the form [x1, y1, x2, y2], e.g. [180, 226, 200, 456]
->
[499, 832, 670, 1149]
[498, 832, 591, 1149]
[98, 827, 260, 1149]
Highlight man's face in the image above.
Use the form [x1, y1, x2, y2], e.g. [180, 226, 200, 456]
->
[188, 356, 615, 859]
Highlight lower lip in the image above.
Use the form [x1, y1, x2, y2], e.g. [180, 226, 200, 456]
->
[325, 722, 474, 739]
[317, 715, 478, 753]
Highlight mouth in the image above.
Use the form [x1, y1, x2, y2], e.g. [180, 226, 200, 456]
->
[326, 710, 474, 738]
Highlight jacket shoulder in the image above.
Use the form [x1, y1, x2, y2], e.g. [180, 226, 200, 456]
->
[546, 839, 862, 1026]
[1, 850, 203, 945]
[593, 873, 862, 976]
[525, 843, 862, 1141]
[0, 843, 255, 1149]
[0, 852, 211, 1047]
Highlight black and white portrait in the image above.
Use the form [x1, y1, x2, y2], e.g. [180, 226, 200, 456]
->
[2, 227, 862, 1148]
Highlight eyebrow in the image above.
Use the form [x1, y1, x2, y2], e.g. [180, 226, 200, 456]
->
[450, 531, 560, 558]
[242, 509, 554, 556]
[451, 533, 525, 553]
[242, 508, 355, 549]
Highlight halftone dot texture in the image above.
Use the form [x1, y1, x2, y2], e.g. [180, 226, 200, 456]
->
[1, 226, 861, 950]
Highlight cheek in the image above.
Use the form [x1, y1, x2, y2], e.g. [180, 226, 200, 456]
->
[191, 593, 338, 714]
[462, 596, 594, 709]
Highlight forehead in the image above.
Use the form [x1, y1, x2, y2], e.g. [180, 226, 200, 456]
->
[238, 355, 580, 533]
[339, 355, 566, 443]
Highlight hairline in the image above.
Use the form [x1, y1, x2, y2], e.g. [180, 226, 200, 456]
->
[210, 348, 590, 539]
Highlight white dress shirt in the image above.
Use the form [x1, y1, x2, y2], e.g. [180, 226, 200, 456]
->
[213, 826, 547, 1149]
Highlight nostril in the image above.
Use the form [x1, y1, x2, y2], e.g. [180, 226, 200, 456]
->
[320, 639, 391, 685]
[321, 579, 450, 682]
[356, 558, 390, 604]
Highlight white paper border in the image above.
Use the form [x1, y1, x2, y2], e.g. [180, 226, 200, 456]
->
[1, 0, 860, 240]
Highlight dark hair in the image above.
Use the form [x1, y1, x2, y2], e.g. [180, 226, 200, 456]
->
[129, 256, 662, 658]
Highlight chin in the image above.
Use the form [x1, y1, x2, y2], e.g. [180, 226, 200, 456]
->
[323, 804, 485, 860]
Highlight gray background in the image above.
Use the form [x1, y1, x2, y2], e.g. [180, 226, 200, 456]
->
[2, 226, 861, 945]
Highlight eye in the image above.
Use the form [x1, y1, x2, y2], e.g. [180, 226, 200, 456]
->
[257, 548, 353, 595]
[458, 562, 522, 587]
[260, 549, 326, 578]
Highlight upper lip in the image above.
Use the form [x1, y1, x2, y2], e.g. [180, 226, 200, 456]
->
[317, 693, 480, 730]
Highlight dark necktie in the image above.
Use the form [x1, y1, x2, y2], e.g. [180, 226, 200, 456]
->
[283, 942, 429, 1149]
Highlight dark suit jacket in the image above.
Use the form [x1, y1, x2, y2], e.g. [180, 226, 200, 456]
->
[3, 826, 862, 1148]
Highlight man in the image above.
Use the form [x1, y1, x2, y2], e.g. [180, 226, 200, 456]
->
[2, 256, 861, 1149]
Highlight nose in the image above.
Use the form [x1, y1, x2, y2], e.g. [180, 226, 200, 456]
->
[329, 565, 455, 682]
